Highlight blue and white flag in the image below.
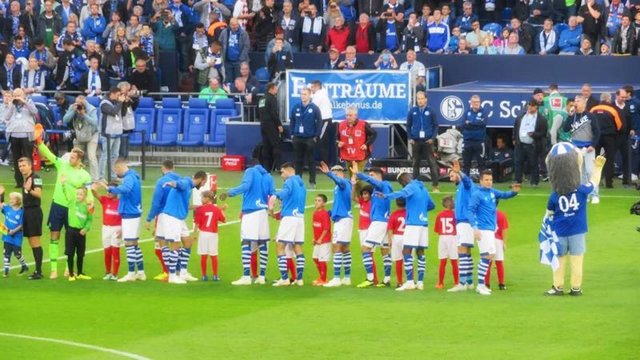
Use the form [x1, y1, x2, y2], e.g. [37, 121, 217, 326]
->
[538, 215, 560, 271]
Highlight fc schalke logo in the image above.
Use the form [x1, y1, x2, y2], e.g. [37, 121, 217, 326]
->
[440, 96, 464, 122]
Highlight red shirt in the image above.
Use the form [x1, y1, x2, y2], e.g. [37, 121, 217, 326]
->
[387, 209, 406, 235]
[326, 25, 350, 53]
[313, 209, 331, 244]
[355, 24, 371, 53]
[99, 196, 122, 226]
[194, 204, 226, 233]
[358, 198, 371, 230]
[434, 209, 457, 236]
[495, 210, 509, 240]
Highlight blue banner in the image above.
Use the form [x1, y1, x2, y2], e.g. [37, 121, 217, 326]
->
[286, 70, 412, 123]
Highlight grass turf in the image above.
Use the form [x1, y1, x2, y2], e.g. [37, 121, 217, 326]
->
[0, 166, 639, 359]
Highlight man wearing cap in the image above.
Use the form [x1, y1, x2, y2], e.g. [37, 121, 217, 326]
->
[337, 106, 377, 188]
[513, 100, 548, 187]
[324, 46, 340, 70]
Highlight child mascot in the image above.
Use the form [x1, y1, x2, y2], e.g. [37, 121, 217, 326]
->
[544, 142, 605, 296]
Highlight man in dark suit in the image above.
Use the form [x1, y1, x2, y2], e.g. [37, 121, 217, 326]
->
[513, 100, 548, 187]
[0, 53, 22, 91]
[79, 56, 110, 96]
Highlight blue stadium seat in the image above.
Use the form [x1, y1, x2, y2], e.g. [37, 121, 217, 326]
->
[49, 103, 62, 123]
[177, 98, 209, 146]
[483, 23, 502, 37]
[30, 95, 48, 105]
[86, 96, 101, 108]
[204, 99, 237, 147]
[150, 97, 182, 146]
[554, 23, 569, 36]
[130, 97, 156, 146]
[255, 67, 270, 83]
[502, 7, 512, 24]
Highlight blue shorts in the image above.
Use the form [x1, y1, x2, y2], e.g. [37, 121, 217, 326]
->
[557, 233, 586, 256]
[47, 202, 68, 232]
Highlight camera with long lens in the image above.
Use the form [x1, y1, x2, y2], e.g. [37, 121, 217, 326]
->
[12, 98, 23, 106]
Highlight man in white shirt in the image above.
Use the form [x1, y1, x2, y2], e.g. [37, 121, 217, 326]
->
[310, 80, 334, 164]
[399, 49, 426, 90]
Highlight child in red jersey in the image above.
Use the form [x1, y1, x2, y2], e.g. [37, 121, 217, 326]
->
[386, 198, 407, 287]
[434, 196, 459, 289]
[92, 182, 122, 281]
[194, 191, 226, 281]
[312, 194, 332, 286]
[486, 204, 509, 290]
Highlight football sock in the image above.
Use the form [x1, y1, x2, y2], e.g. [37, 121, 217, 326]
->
[179, 247, 190, 272]
[485, 260, 493, 286]
[372, 258, 379, 284]
[277, 255, 288, 280]
[104, 247, 112, 274]
[49, 241, 59, 272]
[200, 255, 207, 277]
[211, 256, 218, 276]
[250, 251, 258, 278]
[168, 250, 178, 274]
[32, 246, 43, 274]
[395, 260, 403, 285]
[134, 246, 144, 271]
[287, 258, 297, 281]
[478, 257, 490, 285]
[467, 256, 475, 285]
[241, 244, 251, 277]
[343, 251, 352, 278]
[451, 259, 459, 285]
[296, 254, 305, 280]
[15, 250, 26, 266]
[383, 254, 392, 278]
[112, 247, 120, 275]
[496, 260, 505, 285]
[77, 255, 84, 274]
[417, 254, 426, 282]
[125, 245, 136, 273]
[313, 258, 321, 277]
[67, 251, 75, 276]
[404, 253, 414, 282]
[155, 248, 168, 273]
[258, 242, 268, 277]
[438, 259, 447, 285]
[457, 253, 468, 284]
[333, 252, 342, 278]
[319, 261, 327, 281]
[362, 251, 373, 281]
[3, 246, 11, 273]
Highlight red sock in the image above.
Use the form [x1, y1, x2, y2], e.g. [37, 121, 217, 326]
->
[451, 259, 459, 285]
[250, 252, 258, 278]
[485, 260, 493, 286]
[112, 247, 121, 276]
[104, 247, 112, 274]
[438, 259, 447, 285]
[313, 258, 321, 278]
[155, 248, 168, 273]
[287, 258, 297, 281]
[372, 258, 378, 284]
[200, 255, 207, 277]
[395, 260, 403, 285]
[211, 256, 218, 276]
[319, 261, 327, 281]
[496, 260, 505, 285]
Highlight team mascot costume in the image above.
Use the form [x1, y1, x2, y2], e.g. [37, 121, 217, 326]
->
[542, 142, 605, 296]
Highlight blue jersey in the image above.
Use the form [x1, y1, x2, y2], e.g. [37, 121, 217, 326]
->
[326, 171, 352, 221]
[462, 108, 487, 142]
[357, 173, 392, 222]
[547, 183, 592, 237]
[468, 187, 517, 230]
[455, 172, 477, 223]
[161, 177, 193, 220]
[386, 180, 435, 226]
[228, 165, 274, 214]
[108, 169, 142, 218]
[2, 205, 23, 246]
[146, 171, 180, 222]
[275, 175, 306, 217]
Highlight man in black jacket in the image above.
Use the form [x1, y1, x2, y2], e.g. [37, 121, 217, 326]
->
[591, 94, 622, 188]
[259, 83, 283, 172]
[79, 56, 110, 96]
[513, 100, 548, 186]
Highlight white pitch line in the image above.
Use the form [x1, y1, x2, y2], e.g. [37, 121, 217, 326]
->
[0, 332, 151, 360]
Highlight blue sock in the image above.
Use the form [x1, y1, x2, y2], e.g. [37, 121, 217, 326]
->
[467, 256, 475, 285]
[404, 253, 414, 281]
[459, 253, 471, 285]
[258, 242, 268, 277]
[125, 245, 135, 272]
[278, 255, 288, 280]
[417, 254, 426, 282]
[180, 247, 191, 271]
[161, 246, 169, 271]
[241, 244, 251, 277]
[478, 257, 490, 285]
[343, 251, 352, 278]
[333, 252, 342, 278]
[362, 251, 373, 281]
[168, 250, 178, 274]
[135, 246, 144, 271]
[296, 254, 305, 280]
[383, 254, 392, 277]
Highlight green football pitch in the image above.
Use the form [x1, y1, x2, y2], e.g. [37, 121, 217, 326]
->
[1, 166, 639, 359]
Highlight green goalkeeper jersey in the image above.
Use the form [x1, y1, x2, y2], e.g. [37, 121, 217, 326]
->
[38, 143, 94, 208]
[542, 93, 568, 128]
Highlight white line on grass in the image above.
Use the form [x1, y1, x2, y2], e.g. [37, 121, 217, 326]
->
[0, 332, 151, 360]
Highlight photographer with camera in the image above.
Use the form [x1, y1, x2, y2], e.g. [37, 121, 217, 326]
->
[62, 95, 99, 181]
[3, 88, 37, 187]
[98, 87, 124, 180]
[117, 81, 140, 160]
